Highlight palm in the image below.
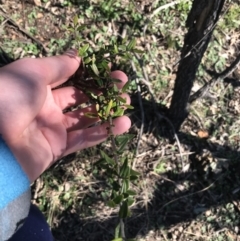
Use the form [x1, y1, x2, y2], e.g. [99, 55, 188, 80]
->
[27, 85, 68, 163]
[0, 53, 131, 182]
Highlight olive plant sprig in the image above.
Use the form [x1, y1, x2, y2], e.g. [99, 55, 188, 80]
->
[68, 16, 141, 241]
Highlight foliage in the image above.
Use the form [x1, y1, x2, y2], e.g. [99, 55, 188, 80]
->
[67, 15, 142, 240]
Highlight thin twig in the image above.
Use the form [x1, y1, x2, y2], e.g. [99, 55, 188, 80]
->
[183, 231, 208, 238]
[151, 0, 191, 18]
[190, 53, 240, 103]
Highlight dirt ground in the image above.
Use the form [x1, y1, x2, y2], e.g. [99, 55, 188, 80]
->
[1, 0, 240, 240]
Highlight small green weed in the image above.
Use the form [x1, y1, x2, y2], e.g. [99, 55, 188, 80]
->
[218, 3, 240, 30]
[154, 160, 166, 174]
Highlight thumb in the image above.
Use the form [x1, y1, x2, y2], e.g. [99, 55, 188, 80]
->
[37, 49, 81, 87]
[2, 49, 81, 88]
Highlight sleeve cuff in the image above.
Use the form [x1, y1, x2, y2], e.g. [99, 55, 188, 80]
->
[0, 136, 31, 240]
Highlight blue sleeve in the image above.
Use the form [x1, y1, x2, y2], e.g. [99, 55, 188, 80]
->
[0, 136, 31, 241]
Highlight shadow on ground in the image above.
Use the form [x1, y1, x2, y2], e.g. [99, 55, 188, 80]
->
[50, 93, 240, 240]
[51, 142, 240, 240]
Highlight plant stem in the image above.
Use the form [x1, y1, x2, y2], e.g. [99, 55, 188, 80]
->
[108, 116, 126, 241]
[108, 116, 119, 172]
[120, 218, 126, 240]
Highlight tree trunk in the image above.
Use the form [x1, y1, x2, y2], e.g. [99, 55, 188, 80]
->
[168, 0, 225, 131]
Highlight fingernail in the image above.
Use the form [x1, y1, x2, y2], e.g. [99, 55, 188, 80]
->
[63, 49, 78, 57]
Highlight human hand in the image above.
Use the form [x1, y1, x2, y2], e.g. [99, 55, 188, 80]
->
[0, 50, 131, 182]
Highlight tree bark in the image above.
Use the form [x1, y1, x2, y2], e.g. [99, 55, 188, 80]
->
[168, 0, 225, 131]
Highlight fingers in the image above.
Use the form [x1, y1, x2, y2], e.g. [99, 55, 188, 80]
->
[63, 93, 130, 131]
[63, 116, 131, 156]
[1, 49, 81, 88]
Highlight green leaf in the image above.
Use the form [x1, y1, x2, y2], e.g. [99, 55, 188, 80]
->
[79, 44, 89, 56]
[87, 91, 98, 100]
[73, 15, 78, 26]
[121, 181, 126, 193]
[77, 25, 86, 32]
[81, 44, 89, 52]
[113, 84, 119, 93]
[111, 100, 117, 108]
[84, 112, 98, 118]
[117, 136, 129, 153]
[112, 107, 124, 117]
[126, 190, 137, 196]
[100, 150, 115, 166]
[121, 37, 127, 44]
[122, 80, 131, 93]
[107, 200, 116, 208]
[123, 53, 132, 59]
[98, 60, 109, 70]
[116, 134, 135, 146]
[118, 45, 126, 51]
[84, 57, 92, 64]
[98, 95, 106, 102]
[111, 78, 122, 83]
[116, 134, 134, 153]
[130, 169, 140, 176]
[117, 96, 127, 104]
[119, 200, 128, 218]
[124, 104, 134, 110]
[96, 78, 103, 87]
[123, 166, 130, 178]
[113, 194, 123, 204]
[112, 239, 122, 241]
[112, 181, 120, 192]
[105, 99, 113, 117]
[130, 175, 138, 181]
[127, 39, 136, 50]
[91, 63, 99, 76]
[121, 179, 129, 194]
[66, 27, 74, 32]
[124, 179, 129, 190]
[114, 44, 118, 54]
[127, 196, 134, 206]
[119, 158, 128, 178]
[97, 111, 104, 119]
[94, 158, 106, 166]
[133, 48, 144, 54]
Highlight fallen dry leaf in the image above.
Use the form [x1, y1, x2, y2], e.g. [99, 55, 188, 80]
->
[197, 130, 209, 139]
